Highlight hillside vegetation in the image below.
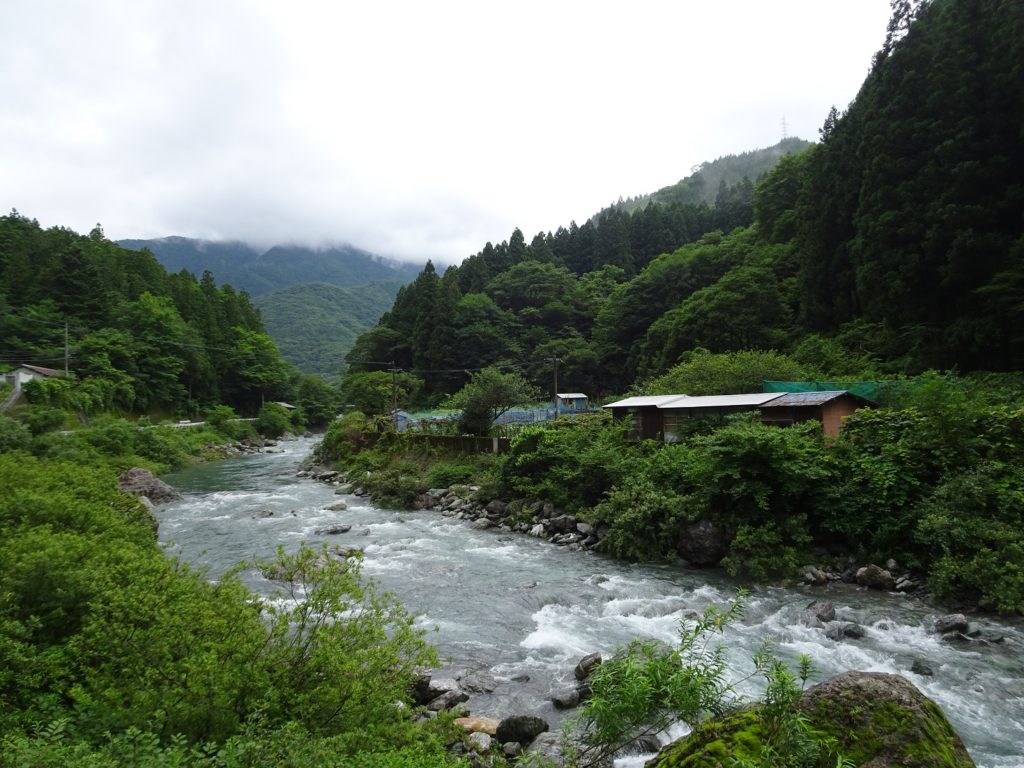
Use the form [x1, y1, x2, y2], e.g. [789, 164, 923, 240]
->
[347, 0, 1023, 400]
[254, 281, 403, 374]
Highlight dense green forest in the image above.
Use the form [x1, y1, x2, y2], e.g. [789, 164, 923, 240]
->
[2, 0, 1023, 764]
[254, 281, 404, 374]
[608, 136, 813, 214]
[0, 213, 340, 421]
[347, 0, 1023, 402]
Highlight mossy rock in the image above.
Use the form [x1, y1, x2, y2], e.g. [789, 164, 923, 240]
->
[645, 708, 766, 767]
[799, 671, 974, 767]
[647, 672, 974, 768]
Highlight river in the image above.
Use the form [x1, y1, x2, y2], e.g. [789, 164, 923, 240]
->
[157, 437, 1024, 767]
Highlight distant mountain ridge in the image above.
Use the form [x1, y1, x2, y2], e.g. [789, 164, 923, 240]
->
[117, 236, 423, 296]
[609, 137, 813, 214]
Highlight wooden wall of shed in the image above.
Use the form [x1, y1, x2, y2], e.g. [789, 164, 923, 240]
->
[821, 398, 859, 438]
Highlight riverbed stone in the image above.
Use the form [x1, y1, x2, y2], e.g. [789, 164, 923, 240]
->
[825, 621, 865, 641]
[856, 563, 897, 591]
[427, 689, 469, 711]
[551, 687, 581, 709]
[911, 658, 934, 676]
[801, 600, 836, 627]
[675, 518, 730, 566]
[471, 518, 493, 530]
[466, 732, 492, 753]
[118, 467, 182, 504]
[801, 565, 828, 586]
[314, 523, 351, 535]
[574, 651, 602, 681]
[495, 714, 548, 746]
[455, 716, 500, 735]
[934, 613, 969, 634]
[523, 732, 564, 765]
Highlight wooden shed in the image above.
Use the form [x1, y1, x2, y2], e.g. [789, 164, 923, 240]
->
[658, 393, 785, 441]
[603, 394, 689, 440]
[757, 390, 873, 438]
[555, 392, 589, 414]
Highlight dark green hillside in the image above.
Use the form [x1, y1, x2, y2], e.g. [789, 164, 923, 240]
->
[118, 236, 422, 296]
[254, 281, 404, 374]
[611, 137, 813, 213]
[1, 214, 295, 416]
[348, 0, 1023, 400]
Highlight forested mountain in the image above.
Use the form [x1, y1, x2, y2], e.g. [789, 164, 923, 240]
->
[117, 236, 422, 296]
[346, 0, 1023, 401]
[609, 137, 813, 213]
[1, 213, 295, 415]
[254, 281, 404, 374]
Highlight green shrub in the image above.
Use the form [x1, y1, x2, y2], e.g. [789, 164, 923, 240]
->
[255, 403, 292, 439]
[0, 415, 32, 452]
[424, 461, 475, 489]
[21, 406, 68, 436]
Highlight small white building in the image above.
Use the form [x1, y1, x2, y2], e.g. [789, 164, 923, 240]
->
[3, 364, 61, 387]
[555, 392, 589, 413]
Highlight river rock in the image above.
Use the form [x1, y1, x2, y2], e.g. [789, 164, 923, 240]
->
[529, 523, 546, 537]
[801, 600, 836, 627]
[314, 524, 351, 535]
[427, 689, 469, 711]
[574, 651, 602, 681]
[455, 716, 500, 735]
[856, 563, 897, 591]
[675, 518, 730, 566]
[117, 467, 182, 504]
[800, 565, 828, 586]
[548, 514, 578, 534]
[911, 658, 934, 676]
[523, 732, 565, 766]
[325, 500, 348, 511]
[495, 714, 548, 746]
[799, 672, 974, 766]
[253, 510, 274, 518]
[471, 518, 493, 530]
[502, 741, 523, 758]
[934, 613, 969, 634]
[551, 687, 581, 709]
[466, 732, 492, 753]
[458, 670, 498, 693]
[825, 621, 865, 641]
[485, 499, 507, 516]
[647, 671, 974, 768]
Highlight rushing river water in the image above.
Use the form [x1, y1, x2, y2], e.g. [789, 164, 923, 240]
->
[158, 437, 1024, 767]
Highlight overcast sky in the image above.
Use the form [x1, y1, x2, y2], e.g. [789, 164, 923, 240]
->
[1, 1, 892, 265]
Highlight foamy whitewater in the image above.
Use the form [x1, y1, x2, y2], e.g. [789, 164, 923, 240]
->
[158, 437, 1024, 767]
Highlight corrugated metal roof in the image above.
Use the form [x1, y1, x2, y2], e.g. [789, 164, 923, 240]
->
[604, 394, 690, 409]
[557, 393, 588, 399]
[658, 392, 784, 409]
[759, 391, 859, 407]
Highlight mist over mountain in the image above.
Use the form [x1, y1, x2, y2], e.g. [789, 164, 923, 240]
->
[117, 236, 423, 297]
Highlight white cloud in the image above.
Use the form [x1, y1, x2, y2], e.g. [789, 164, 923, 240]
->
[0, 0, 892, 264]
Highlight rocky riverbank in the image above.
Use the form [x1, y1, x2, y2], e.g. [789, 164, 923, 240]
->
[296, 465, 995, 766]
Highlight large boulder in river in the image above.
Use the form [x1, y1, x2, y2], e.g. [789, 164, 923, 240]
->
[495, 714, 548, 746]
[675, 518, 730, 566]
[856, 563, 897, 591]
[646, 671, 974, 767]
[118, 467, 182, 504]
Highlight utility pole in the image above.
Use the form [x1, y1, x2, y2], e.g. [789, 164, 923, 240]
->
[551, 356, 560, 420]
[390, 361, 398, 431]
[64, 320, 69, 377]
[781, 115, 788, 141]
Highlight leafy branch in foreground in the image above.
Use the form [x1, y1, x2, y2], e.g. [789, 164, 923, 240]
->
[571, 594, 851, 768]
[571, 596, 745, 767]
